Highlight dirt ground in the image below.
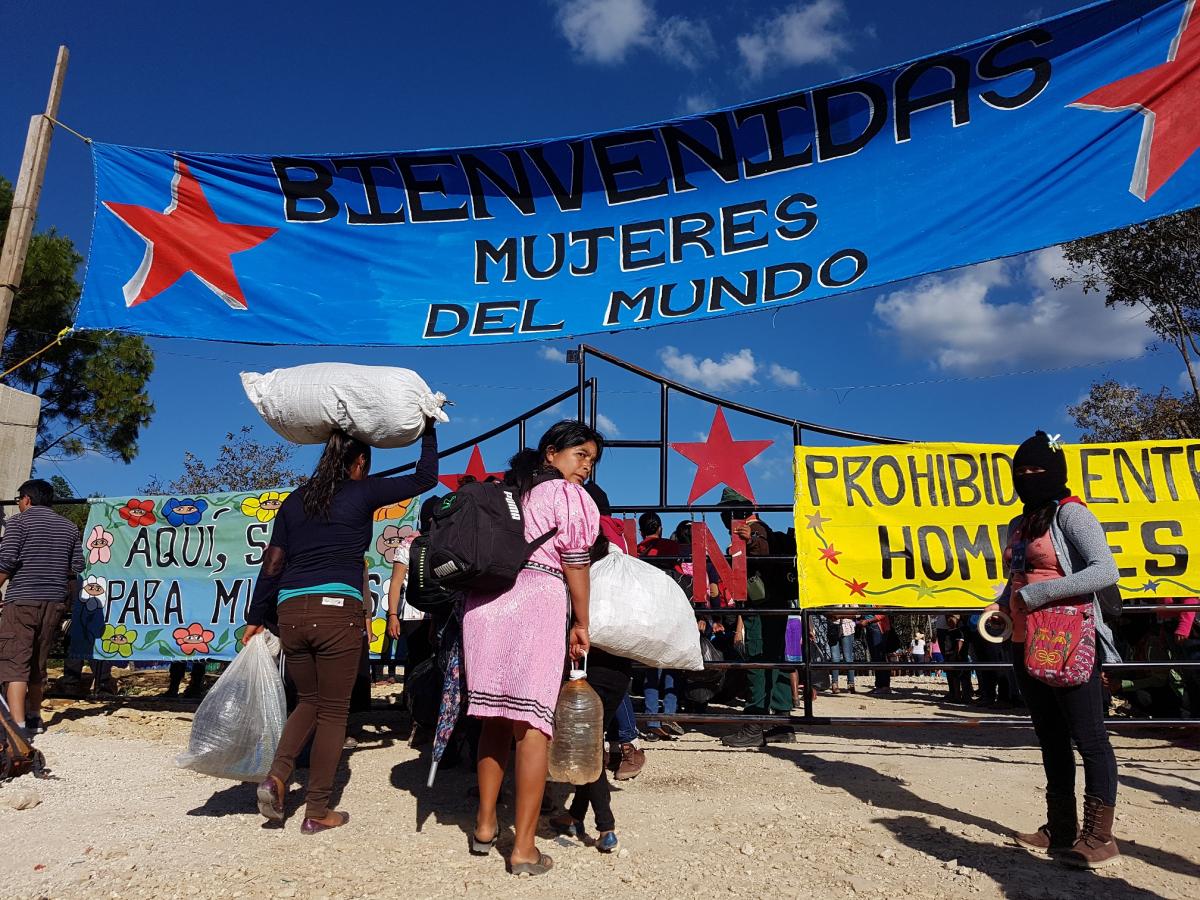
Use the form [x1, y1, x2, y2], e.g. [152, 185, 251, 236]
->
[1, 670, 1197, 900]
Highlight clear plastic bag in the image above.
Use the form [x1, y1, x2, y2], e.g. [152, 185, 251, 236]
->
[175, 631, 286, 781]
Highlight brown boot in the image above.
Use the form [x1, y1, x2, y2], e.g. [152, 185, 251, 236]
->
[1013, 791, 1077, 854]
[613, 743, 645, 781]
[1061, 796, 1120, 869]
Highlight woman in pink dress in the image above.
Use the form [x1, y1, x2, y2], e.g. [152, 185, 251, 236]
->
[463, 420, 603, 876]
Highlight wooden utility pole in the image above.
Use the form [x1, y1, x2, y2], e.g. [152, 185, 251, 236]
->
[0, 45, 69, 339]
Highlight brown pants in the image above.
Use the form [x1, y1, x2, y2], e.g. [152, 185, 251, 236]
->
[0, 601, 66, 685]
[269, 594, 364, 819]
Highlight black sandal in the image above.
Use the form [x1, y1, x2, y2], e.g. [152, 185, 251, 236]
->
[469, 822, 499, 856]
[508, 852, 554, 876]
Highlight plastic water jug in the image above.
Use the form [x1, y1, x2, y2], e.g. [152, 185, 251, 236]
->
[547, 663, 604, 785]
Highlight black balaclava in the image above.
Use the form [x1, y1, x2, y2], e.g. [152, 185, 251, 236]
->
[1012, 430, 1070, 512]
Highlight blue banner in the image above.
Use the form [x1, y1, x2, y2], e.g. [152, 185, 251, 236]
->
[77, 0, 1200, 346]
[69, 490, 422, 662]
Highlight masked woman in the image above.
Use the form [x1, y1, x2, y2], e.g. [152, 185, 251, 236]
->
[243, 423, 438, 834]
[464, 420, 602, 876]
[997, 431, 1121, 868]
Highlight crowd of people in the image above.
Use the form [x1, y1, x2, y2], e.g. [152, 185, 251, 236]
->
[1, 428, 1198, 876]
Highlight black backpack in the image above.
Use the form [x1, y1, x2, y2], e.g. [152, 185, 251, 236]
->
[414, 481, 557, 597]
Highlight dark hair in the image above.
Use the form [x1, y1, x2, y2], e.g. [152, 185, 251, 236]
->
[1021, 501, 1058, 540]
[18, 479, 54, 507]
[303, 431, 371, 520]
[583, 481, 611, 516]
[639, 511, 662, 537]
[672, 520, 693, 545]
[505, 420, 605, 498]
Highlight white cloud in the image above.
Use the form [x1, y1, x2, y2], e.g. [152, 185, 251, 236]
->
[737, 0, 853, 79]
[596, 412, 621, 436]
[681, 92, 715, 115]
[660, 346, 758, 390]
[768, 362, 803, 387]
[555, 0, 714, 69]
[539, 345, 568, 363]
[873, 248, 1151, 374]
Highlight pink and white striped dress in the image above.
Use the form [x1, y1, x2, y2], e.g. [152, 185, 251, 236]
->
[462, 479, 599, 738]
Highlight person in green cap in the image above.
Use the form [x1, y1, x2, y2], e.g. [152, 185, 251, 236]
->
[717, 488, 796, 748]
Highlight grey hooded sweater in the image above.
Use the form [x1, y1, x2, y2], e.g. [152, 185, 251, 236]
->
[998, 501, 1122, 663]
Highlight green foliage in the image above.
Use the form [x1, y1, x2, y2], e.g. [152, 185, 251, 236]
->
[48, 473, 90, 531]
[2, 176, 156, 464]
[142, 426, 304, 494]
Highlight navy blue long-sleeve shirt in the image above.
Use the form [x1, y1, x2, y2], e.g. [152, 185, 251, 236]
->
[245, 430, 438, 626]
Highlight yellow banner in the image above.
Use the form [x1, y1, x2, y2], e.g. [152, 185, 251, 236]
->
[793, 440, 1200, 608]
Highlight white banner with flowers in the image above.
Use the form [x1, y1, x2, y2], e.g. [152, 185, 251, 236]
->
[71, 489, 422, 662]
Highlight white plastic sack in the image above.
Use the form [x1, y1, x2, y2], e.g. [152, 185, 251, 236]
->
[175, 631, 286, 781]
[241, 363, 449, 449]
[589, 551, 703, 671]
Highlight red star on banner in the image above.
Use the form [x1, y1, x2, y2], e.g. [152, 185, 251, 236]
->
[1070, 1, 1200, 200]
[103, 159, 278, 308]
[847, 578, 869, 597]
[438, 444, 505, 491]
[671, 408, 772, 504]
[820, 545, 843, 564]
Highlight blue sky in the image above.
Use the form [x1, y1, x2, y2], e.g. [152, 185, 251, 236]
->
[1, 0, 1177, 532]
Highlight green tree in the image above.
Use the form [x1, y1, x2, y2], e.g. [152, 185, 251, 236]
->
[1, 176, 154, 463]
[48, 473, 90, 532]
[142, 426, 304, 494]
[1068, 379, 1198, 442]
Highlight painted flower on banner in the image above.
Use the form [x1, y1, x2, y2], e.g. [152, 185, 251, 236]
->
[86, 526, 115, 565]
[376, 525, 416, 564]
[80, 574, 107, 609]
[119, 498, 156, 527]
[163, 497, 208, 527]
[373, 498, 413, 522]
[369, 616, 387, 655]
[101, 624, 137, 658]
[173, 622, 216, 655]
[241, 490, 289, 522]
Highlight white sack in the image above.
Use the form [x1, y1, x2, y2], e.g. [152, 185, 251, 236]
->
[241, 363, 449, 449]
[175, 632, 286, 781]
[589, 551, 703, 671]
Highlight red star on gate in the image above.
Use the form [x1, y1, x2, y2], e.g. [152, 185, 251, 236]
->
[103, 159, 278, 308]
[438, 444, 505, 491]
[671, 408, 772, 504]
[1070, 0, 1200, 200]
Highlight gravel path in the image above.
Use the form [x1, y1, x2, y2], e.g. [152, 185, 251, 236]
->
[1, 684, 1197, 899]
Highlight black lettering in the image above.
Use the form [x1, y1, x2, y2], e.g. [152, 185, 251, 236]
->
[979, 452, 995, 504]
[105, 579, 124, 621]
[139, 579, 162, 625]
[670, 212, 716, 263]
[707, 270, 758, 312]
[592, 130, 669, 205]
[164, 582, 183, 624]
[805, 455, 838, 506]
[917, 525, 955, 581]
[519, 298, 564, 334]
[908, 454, 937, 507]
[461, 150, 536, 219]
[245, 523, 270, 566]
[1150, 446, 1183, 501]
[568, 226, 616, 276]
[125, 529, 152, 568]
[1142, 521, 1187, 577]
[733, 95, 813, 178]
[774, 193, 818, 241]
[522, 232, 566, 279]
[658, 280, 705, 318]
[764, 262, 812, 302]
[978, 29, 1052, 110]
[271, 158, 338, 223]
[948, 453, 982, 506]
[953, 524, 998, 580]
[525, 142, 586, 212]
[333, 157, 406, 225]
[818, 248, 868, 288]
[1114, 447, 1156, 503]
[475, 236, 518, 284]
[213, 578, 248, 625]
[621, 219, 667, 270]
[935, 455, 951, 506]
[180, 527, 206, 567]
[871, 455, 906, 506]
[721, 201, 770, 254]
[395, 154, 468, 222]
[1080, 448, 1117, 503]
[813, 80, 888, 161]
[156, 529, 179, 567]
[894, 54, 973, 142]
[878, 525, 915, 580]
[423, 304, 469, 339]
[843, 456, 872, 507]
[992, 453, 1017, 505]
[662, 114, 739, 191]
[471, 301, 521, 336]
[1100, 521, 1137, 579]
[603, 287, 655, 326]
